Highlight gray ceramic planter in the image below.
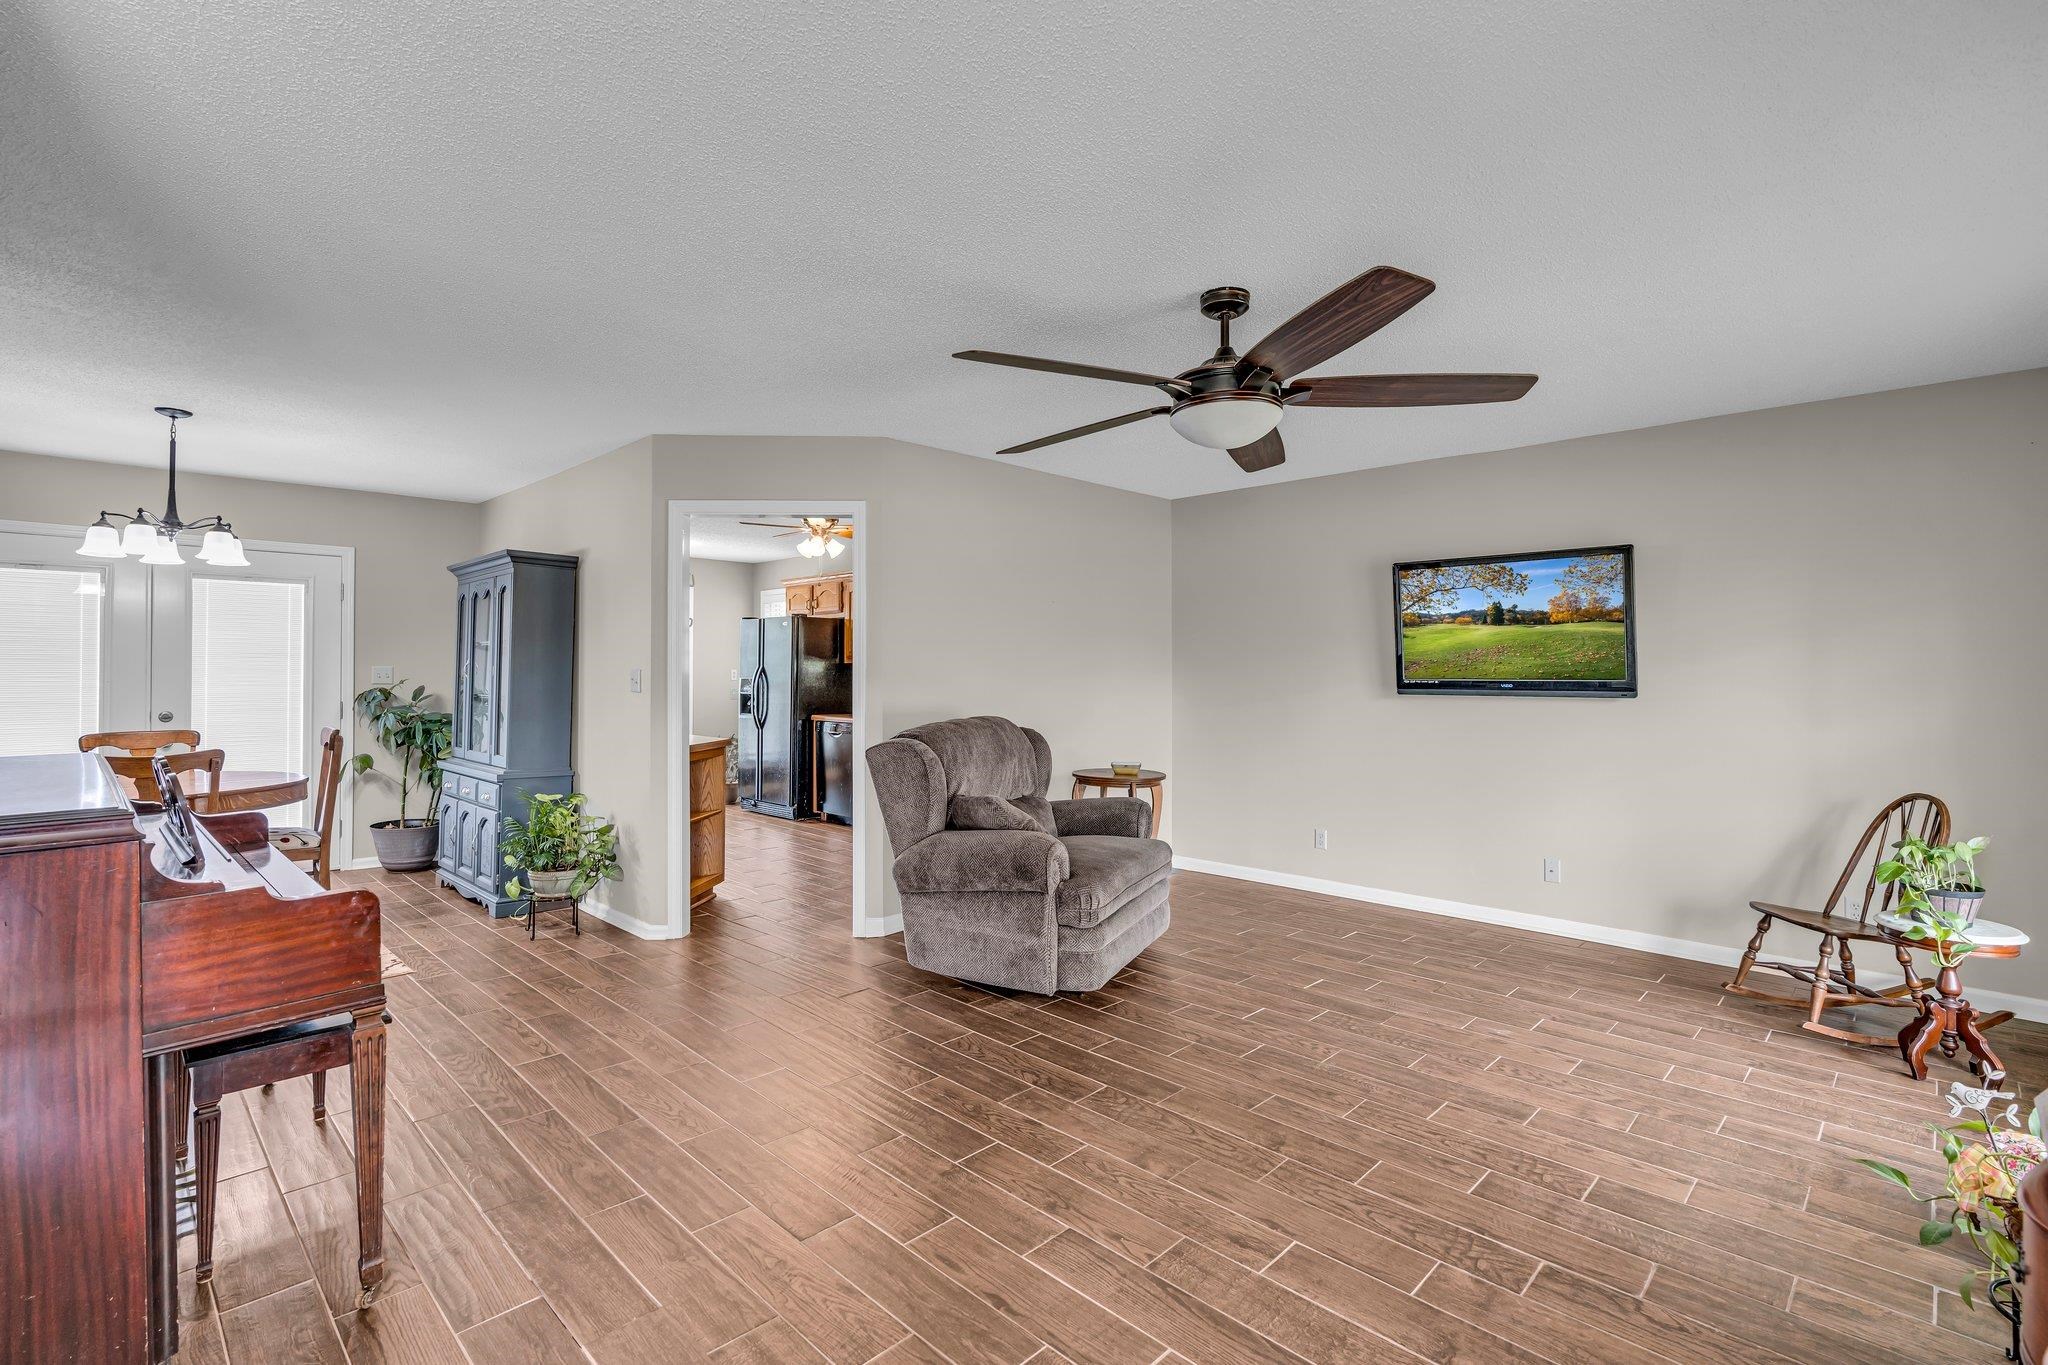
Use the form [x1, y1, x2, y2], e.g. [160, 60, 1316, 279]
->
[369, 818, 440, 872]
[524, 868, 578, 898]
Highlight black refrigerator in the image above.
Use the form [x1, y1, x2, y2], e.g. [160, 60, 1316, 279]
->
[737, 614, 851, 819]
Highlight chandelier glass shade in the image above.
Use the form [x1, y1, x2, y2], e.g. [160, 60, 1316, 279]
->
[77, 408, 249, 567]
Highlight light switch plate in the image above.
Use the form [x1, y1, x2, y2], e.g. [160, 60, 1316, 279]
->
[371, 665, 394, 685]
[629, 668, 643, 694]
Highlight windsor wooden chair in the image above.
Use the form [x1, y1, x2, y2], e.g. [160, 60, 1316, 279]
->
[1723, 793, 1949, 1044]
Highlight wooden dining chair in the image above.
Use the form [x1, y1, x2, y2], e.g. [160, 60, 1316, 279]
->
[102, 748, 226, 804]
[267, 727, 344, 888]
[1723, 792, 1950, 1044]
[78, 728, 202, 757]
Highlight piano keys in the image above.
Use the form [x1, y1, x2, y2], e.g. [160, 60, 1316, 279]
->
[0, 753, 386, 1364]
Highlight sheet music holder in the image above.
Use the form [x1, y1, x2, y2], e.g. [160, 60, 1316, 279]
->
[149, 755, 205, 871]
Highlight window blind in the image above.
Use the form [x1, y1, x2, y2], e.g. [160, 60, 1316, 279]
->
[191, 576, 308, 824]
[0, 565, 102, 755]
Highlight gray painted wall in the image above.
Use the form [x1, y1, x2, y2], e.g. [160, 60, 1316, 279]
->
[687, 557, 753, 741]
[1171, 369, 2048, 999]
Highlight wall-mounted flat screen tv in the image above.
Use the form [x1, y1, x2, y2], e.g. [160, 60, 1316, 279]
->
[1394, 544, 1637, 696]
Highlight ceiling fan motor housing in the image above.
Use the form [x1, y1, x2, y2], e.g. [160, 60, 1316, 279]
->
[1168, 291, 1286, 449]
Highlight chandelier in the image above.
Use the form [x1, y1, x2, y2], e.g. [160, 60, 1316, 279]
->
[76, 407, 248, 566]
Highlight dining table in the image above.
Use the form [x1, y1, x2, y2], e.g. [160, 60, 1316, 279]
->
[116, 768, 308, 815]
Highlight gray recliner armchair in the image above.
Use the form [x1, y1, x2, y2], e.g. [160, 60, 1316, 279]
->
[866, 716, 1171, 994]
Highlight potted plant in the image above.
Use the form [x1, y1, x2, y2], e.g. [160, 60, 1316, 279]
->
[1857, 1082, 2043, 1354]
[1879, 833, 1990, 926]
[501, 793, 621, 904]
[350, 681, 452, 871]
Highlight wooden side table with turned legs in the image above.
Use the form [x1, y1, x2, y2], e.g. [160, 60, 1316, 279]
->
[1069, 768, 1166, 837]
[1877, 913, 2029, 1085]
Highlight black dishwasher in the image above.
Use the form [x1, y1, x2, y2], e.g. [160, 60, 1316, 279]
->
[818, 719, 854, 824]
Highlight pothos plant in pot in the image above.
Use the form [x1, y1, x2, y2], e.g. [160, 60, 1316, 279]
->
[350, 682, 453, 871]
[500, 793, 621, 907]
[1878, 833, 1990, 927]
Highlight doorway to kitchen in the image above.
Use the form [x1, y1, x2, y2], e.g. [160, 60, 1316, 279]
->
[666, 501, 869, 940]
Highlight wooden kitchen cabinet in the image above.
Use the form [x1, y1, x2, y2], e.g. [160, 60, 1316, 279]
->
[783, 573, 853, 661]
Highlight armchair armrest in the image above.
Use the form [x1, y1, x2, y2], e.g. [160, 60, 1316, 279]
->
[893, 829, 1069, 895]
[1051, 797, 1152, 839]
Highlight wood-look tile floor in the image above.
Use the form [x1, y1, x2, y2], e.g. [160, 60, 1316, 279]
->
[173, 808, 2045, 1363]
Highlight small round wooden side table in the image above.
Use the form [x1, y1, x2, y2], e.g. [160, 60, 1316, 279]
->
[1070, 768, 1165, 838]
[1877, 913, 2029, 1085]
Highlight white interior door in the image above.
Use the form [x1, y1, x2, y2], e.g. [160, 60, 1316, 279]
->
[149, 546, 345, 828]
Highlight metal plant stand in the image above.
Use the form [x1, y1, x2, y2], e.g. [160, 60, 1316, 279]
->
[516, 892, 581, 941]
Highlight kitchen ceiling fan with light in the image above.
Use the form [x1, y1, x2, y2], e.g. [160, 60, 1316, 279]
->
[953, 266, 1537, 473]
[741, 515, 853, 559]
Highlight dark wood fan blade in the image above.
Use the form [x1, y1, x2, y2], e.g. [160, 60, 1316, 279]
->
[998, 407, 1167, 455]
[1244, 267, 1435, 379]
[1228, 429, 1285, 473]
[955, 350, 1176, 389]
[1287, 373, 1538, 407]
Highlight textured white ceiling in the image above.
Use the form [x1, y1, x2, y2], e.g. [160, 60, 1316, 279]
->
[2, 2, 2043, 502]
[686, 516, 838, 564]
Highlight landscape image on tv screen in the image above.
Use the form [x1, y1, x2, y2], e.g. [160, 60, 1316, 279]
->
[1395, 545, 1635, 695]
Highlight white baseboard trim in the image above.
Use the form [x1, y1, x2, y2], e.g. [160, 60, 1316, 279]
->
[1171, 856, 2048, 1025]
[581, 895, 675, 941]
[343, 855, 385, 871]
[855, 914, 902, 939]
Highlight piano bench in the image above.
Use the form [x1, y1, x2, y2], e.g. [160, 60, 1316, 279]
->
[185, 1015, 365, 1284]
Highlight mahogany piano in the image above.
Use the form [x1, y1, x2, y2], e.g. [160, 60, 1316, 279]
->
[0, 752, 386, 1364]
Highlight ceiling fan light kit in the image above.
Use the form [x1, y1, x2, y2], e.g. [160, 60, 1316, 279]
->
[955, 268, 1538, 474]
[1167, 392, 1283, 450]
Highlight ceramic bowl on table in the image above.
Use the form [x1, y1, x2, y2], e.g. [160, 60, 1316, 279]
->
[1109, 762, 1143, 777]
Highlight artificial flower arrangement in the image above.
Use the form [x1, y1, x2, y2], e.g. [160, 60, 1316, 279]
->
[1857, 1081, 2043, 1337]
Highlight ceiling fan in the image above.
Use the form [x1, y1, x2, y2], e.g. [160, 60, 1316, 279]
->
[954, 266, 1536, 473]
[740, 515, 852, 559]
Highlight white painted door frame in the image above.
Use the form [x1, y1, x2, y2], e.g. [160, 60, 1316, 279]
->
[0, 517, 356, 867]
[665, 499, 871, 939]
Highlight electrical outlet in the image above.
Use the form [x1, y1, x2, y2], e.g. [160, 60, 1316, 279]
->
[1543, 857, 1561, 883]
[628, 668, 643, 694]
[1314, 828, 1328, 851]
[370, 665, 394, 685]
